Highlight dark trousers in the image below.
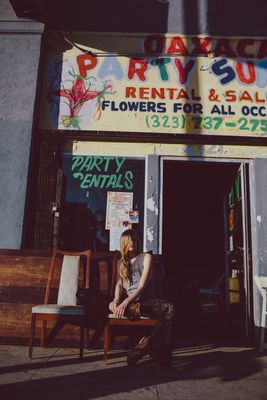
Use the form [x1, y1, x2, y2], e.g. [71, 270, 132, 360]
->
[140, 298, 175, 352]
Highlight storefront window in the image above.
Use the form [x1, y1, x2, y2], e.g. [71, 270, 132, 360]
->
[59, 153, 145, 251]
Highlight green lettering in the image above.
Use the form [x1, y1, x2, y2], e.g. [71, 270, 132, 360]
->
[235, 175, 241, 201]
[71, 156, 84, 171]
[124, 170, 134, 189]
[90, 174, 102, 187]
[80, 173, 92, 188]
[228, 186, 234, 206]
[103, 156, 114, 172]
[100, 175, 110, 188]
[90, 156, 104, 172]
[115, 174, 124, 189]
[115, 157, 126, 173]
[150, 58, 171, 81]
[73, 172, 84, 180]
[106, 174, 117, 188]
[80, 156, 93, 172]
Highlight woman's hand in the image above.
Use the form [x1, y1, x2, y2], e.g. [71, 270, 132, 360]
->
[109, 300, 118, 313]
[113, 298, 130, 318]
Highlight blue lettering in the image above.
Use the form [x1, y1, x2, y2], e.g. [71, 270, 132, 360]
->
[256, 60, 267, 88]
[211, 59, 236, 85]
[98, 58, 124, 80]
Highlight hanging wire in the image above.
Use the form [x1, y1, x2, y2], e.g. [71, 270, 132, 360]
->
[53, 29, 211, 58]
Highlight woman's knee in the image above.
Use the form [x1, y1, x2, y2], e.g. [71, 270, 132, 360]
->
[162, 301, 175, 320]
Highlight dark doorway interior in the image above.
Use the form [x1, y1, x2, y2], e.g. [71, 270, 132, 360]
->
[162, 160, 241, 342]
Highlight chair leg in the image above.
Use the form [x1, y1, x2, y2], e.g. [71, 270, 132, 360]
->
[260, 327, 265, 352]
[41, 320, 47, 347]
[80, 322, 85, 358]
[29, 313, 36, 358]
[104, 323, 110, 364]
[85, 328, 90, 350]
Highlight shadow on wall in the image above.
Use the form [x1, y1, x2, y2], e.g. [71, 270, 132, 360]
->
[10, 0, 169, 33]
[10, 0, 267, 36]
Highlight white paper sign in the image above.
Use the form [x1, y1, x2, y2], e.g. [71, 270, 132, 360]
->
[105, 191, 133, 229]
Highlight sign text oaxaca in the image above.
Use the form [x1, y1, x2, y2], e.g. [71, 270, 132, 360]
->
[42, 34, 267, 136]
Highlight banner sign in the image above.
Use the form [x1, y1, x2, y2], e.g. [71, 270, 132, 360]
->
[40, 32, 267, 137]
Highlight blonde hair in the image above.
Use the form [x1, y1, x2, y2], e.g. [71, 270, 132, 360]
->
[119, 229, 141, 281]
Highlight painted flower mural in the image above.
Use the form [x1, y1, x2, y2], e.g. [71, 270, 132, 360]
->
[48, 65, 114, 129]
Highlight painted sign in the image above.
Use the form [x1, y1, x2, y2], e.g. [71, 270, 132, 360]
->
[41, 33, 267, 137]
[71, 155, 133, 190]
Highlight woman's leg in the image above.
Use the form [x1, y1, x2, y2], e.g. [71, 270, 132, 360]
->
[140, 298, 176, 365]
[127, 298, 175, 366]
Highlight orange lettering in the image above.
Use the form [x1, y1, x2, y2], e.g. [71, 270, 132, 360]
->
[214, 38, 236, 57]
[225, 90, 237, 102]
[77, 54, 97, 78]
[240, 91, 253, 102]
[151, 88, 165, 99]
[125, 87, 136, 98]
[255, 92, 265, 103]
[191, 37, 212, 56]
[237, 39, 255, 58]
[139, 87, 150, 99]
[128, 59, 148, 81]
[167, 36, 188, 55]
[176, 89, 189, 100]
[236, 61, 256, 84]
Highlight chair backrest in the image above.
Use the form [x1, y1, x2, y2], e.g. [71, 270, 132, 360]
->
[90, 251, 119, 296]
[44, 249, 91, 305]
[57, 256, 80, 305]
[211, 273, 225, 289]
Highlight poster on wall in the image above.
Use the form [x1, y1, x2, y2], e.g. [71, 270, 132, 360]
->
[105, 191, 133, 229]
[41, 32, 267, 137]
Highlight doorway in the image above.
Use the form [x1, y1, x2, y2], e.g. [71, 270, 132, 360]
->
[161, 159, 251, 342]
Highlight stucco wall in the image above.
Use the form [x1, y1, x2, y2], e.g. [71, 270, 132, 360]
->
[0, 0, 17, 20]
[0, 0, 43, 248]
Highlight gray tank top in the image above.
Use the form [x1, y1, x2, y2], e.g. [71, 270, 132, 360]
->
[123, 253, 155, 300]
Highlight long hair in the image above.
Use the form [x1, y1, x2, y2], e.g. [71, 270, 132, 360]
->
[119, 229, 141, 281]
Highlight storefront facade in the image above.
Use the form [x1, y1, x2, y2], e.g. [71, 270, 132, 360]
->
[24, 30, 266, 341]
[5, 0, 267, 343]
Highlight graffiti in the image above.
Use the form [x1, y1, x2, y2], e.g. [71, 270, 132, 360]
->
[48, 66, 115, 129]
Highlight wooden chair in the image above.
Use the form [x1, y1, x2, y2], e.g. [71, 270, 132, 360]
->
[103, 254, 164, 364]
[29, 249, 91, 358]
[254, 275, 267, 352]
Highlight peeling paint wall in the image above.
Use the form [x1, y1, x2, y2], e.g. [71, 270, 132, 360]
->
[145, 155, 160, 253]
[251, 159, 267, 328]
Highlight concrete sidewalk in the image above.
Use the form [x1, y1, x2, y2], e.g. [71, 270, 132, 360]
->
[1, 343, 267, 400]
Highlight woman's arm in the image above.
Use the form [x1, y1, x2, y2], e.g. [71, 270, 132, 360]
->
[109, 259, 123, 313]
[109, 277, 123, 313]
[113, 253, 153, 318]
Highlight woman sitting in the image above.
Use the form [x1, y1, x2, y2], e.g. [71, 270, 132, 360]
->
[109, 229, 175, 366]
